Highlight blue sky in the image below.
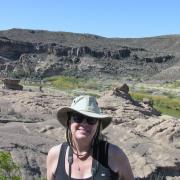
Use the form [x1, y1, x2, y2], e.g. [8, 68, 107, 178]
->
[0, 0, 180, 38]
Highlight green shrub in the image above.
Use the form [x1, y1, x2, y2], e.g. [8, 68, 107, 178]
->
[45, 75, 103, 91]
[45, 75, 81, 90]
[153, 96, 180, 111]
[164, 80, 180, 88]
[130, 91, 149, 101]
[172, 80, 180, 88]
[0, 151, 21, 180]
[82, 79, 99, 90]
[130, 91, 180, 118]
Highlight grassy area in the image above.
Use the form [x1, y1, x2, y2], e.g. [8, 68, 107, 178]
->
[44, 75, 112, 91]
[164, 80, 180, 88]
[130, 91, 180, 118]
[45, 75, 81, 89]
[154, 105, 180, 118]
[44, 75, 107, 97]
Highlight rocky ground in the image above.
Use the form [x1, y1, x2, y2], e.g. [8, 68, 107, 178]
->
[0, 85, 179, 180]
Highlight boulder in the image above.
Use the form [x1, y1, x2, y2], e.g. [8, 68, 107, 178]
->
[2, 79, 23, 90]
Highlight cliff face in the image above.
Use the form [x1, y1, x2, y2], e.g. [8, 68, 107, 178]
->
[0, 29, 180, 81]
[0, 38, 37, 59]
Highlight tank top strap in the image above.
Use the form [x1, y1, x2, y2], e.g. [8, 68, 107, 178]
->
[98, 140, 109, 167]
[54, 142, 68, 180]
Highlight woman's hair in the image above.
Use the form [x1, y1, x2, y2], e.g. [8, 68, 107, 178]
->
[66, 112, 106, 148]
[66, 112, 73, 146]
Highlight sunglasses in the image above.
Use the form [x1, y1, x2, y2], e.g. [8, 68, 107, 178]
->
[71, 113, 98, 125]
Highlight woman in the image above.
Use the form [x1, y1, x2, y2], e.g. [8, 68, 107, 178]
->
[47, 95, 134, 180]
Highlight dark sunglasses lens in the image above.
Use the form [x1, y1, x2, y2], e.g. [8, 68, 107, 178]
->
[86, 117, 98, 125]
[71, 113, 98, 125]
[72, 113, 83, 123]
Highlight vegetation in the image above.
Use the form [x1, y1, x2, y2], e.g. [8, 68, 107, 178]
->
[130, 91, 180, 118]
[45, 75, 82, 89]
[164, 80, 180, 88]
[44, 75, 111, 91]
[0, 151, 21, 180]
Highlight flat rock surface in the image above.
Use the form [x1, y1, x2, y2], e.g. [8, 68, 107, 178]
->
[0, 87, 179, 180]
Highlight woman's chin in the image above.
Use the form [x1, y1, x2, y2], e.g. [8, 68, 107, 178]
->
[76, 130, 91, 139]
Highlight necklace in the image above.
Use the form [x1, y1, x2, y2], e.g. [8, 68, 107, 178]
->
[75, 152, 91, 172]
[77, 157, 81, 171]
[73, 144, 92, 156]
[76, 151, 91, 159]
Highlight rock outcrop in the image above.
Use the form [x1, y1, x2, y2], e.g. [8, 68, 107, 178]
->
[99, 89, 180, 179]
[2, 79, 23, 90]
[0, 86, 179, 179]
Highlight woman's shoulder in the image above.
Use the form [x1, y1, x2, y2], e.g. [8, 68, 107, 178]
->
[48, 144, 61, 153]
[47, 142, 69, 161]
[108, 143, 127, 160]
[108, 143, 134, 180]
[97, 140, 126, 159]
[47, 143, 65, 178]
[48, 142, 69, 160]
[47, 144, 62, 163]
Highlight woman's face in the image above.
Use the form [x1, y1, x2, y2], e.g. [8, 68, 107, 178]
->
[69, 113, 99, 142]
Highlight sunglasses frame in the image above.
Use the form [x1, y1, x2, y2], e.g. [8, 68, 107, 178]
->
[70, 112, 98, 125]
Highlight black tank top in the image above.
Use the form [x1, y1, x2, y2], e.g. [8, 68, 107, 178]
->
[54, 141, 119, 180]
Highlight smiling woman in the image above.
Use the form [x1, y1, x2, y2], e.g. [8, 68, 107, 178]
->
[46, 95, 134, 180]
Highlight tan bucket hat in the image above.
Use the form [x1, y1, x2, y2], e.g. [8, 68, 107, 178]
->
[57, 95, 112, 129]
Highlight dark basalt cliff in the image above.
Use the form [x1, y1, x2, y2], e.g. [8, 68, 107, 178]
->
[0, 29, 180, 81]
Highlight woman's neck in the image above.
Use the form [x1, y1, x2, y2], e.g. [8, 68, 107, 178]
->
[72, 138, 92, 155]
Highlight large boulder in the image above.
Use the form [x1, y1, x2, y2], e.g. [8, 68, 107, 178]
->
[2, 79, 23, 90]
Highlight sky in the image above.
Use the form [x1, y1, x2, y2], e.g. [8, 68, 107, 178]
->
[0, 0, 180, 38]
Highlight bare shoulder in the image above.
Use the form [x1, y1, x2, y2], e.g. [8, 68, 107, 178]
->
[108, 143, 128, 161]
[47, 144, 62, 180]
[47, 144, 62, 158]
[108, 143, 134, 180]
[108, 143, 128, 170]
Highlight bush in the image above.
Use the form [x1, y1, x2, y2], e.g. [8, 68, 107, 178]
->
[45, 75, 102, 90]
[164, 80, 180, 88]
[130, 91, 180, 118]
[45, 75, 81, 90]
[0, 151, 21, 180]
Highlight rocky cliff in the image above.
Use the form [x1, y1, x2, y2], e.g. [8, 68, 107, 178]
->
[0, 29, 180, 81]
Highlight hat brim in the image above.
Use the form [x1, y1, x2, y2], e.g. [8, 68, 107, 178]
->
[57, 107, 112, 130]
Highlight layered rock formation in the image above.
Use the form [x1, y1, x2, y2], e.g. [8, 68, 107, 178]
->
[0, 29, 179, 81]
[99, 90, 180, 179]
